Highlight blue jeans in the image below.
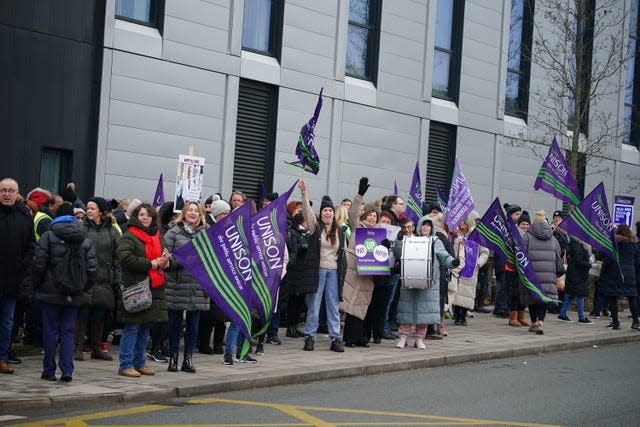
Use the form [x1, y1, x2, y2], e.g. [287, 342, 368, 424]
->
[0, 297, 16, 362]
[119, 322, 151, 372]
[168, 310, 200, 355]
[560, 295, 586, 320]
[41, 302, 77, 376]
[225, 322, 248, 355]
[303, 268, 341, 341]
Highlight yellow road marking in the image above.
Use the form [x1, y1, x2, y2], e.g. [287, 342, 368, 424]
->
[190, 398, 564, 427]
[10, 398, 565, 427]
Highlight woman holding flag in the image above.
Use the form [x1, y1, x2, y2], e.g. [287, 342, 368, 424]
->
[520, 210, 560, 335]
[164, 201, 210, 373]
[299, 180, 347, 352]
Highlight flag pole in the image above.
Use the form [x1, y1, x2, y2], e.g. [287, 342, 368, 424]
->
[527, 190, 537, 211]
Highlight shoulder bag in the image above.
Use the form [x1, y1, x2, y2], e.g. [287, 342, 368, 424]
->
[120, 276, 152, 313]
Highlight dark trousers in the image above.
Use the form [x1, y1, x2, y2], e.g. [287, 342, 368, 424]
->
[168, 309, 200, 355]
[149, 322, 168, 354]
[493, 271, 509, 315]
[287, 293, 305, 327]
[343, 313, 364, 345]
[528, 303, 548, 323]
[363, 286, 393, 341]
[475, 266, 489, 308]
[41, 302, 77, 376]
[607, 295, 639, 326]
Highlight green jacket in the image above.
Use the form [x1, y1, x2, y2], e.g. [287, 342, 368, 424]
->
[116, 218, 169, 324]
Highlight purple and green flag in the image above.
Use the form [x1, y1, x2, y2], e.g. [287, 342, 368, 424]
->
[249, 181, 297, 334]
[173, 202, 254, 357]
[152, 173, 165, 208]
[435, 183, 448, 213]
[444, 158, 475, 230]
[286, 88, 323, 175]
[558, 182, 619, 264]
[405, 162, 423, 224]
[468, 198, 557, 303]
[393, 181, 398, 196]
[458, 238, 479, 279]
[533, 136, 582, 205]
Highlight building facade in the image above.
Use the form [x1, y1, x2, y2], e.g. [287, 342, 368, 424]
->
[3, 0, 639, 219]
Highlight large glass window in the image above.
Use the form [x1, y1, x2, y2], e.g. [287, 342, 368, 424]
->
[432, 0, 465, 101]
[624, 0, 640, 148]
[505, 0, 534, 119]
[567, 0, 594, 135]
[346, 0, 382, 83]
[116, 0, 163, 30]
[242, 0, 284, 59]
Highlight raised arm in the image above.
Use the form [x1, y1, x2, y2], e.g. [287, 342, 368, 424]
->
[299, 179, 317, 235]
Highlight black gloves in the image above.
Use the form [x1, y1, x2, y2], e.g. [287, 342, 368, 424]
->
[452, 258, 460, 268]
[381, 239, 391, 249]
[358, 177, 370, 196]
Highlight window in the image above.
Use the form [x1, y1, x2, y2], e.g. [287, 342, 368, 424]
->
[432, 0, 465, 101]
[567, 0, 594, 135]
[624, 0, 640, 148]
[242, 0, 284, 59]
[424, 122, 456, 204]
[115, 0, 164, 32]
[505, 0, 534, 119]
[233, 79, 279, 201]
[40, 148, 72, 195]
[346, 0, 382, 83]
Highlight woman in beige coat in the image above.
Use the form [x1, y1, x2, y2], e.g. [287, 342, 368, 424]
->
[449, 211, 489, 326]
[341, 177, 381, 347]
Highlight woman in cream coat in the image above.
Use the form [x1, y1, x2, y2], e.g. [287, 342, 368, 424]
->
[449, 211, 489, 326]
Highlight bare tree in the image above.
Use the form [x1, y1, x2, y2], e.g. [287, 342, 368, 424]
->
[510, 0, 631, 180]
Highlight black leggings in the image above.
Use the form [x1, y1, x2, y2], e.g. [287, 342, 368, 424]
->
[363, 286, 393, 340]
[528, 303, 548, 323]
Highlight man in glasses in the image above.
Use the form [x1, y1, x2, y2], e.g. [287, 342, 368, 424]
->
[0, 178, 35, 374]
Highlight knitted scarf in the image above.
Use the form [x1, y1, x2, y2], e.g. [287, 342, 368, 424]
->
[128, 225, 165, 288]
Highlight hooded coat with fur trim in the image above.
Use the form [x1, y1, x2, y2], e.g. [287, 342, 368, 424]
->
[394, 216, 456, 325]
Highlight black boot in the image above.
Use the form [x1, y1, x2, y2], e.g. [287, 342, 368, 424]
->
[286, 325, 300, 338]
[181, 353, 196, 373]
[168, 353, 178, 372]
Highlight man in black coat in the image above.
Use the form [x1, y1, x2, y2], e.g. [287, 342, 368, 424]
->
[0, 178, 35, 374]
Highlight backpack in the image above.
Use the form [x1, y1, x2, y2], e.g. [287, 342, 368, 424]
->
[52, 240, 87, 297]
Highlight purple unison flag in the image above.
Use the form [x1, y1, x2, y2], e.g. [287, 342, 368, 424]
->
[405, 162, 423, 224]
[435, 183, 448, 213]
[393, 181, 398, 196]
[249, 181, 297, 333]
[153, 173, 165, 208]
[468, 198, 556, 303]
[173, 202, 254, 356]
[444, 158, 476, 230]
[458, 238, 479, 279]
[559, 182, 619, 264]
[285, 88, 323, 175]
[533, 136, 582, 205]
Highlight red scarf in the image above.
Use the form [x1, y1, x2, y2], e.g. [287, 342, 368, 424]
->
[128, 226, 165, 288]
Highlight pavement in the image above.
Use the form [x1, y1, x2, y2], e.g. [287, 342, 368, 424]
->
[2, 310, 639, 413]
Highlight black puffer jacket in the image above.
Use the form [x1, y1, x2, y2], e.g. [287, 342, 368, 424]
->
[32, 217, 98, 306]
[84, 219, 120, 309]
[286, 225, 310, 295]
[564, 237, 592, 297]
[0, 203, 34, 298]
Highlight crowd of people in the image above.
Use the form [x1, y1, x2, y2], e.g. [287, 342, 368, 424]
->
[0, 176, 639, 382]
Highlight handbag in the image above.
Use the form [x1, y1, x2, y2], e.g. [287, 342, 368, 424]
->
[120, 276, 152, 313]
[556, 253, 567, 292]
